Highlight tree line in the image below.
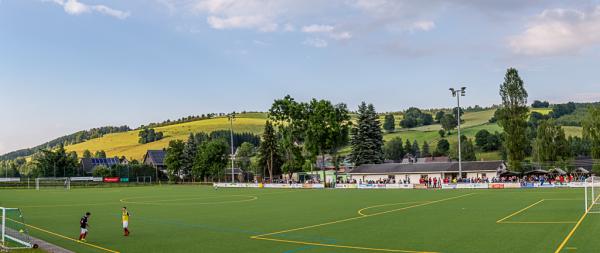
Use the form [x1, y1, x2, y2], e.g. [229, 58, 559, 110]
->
[163, 130, 261, 182]
[0, 125, 131, 161]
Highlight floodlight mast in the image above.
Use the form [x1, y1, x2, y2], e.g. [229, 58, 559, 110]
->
[228, 112, 236, 183]
[449, 87, 466, 180]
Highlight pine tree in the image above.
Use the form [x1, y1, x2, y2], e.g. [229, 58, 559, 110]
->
[404, 139, 413, 157]
[182, 133, 198, 180]
[350, 102, 384, 165]
[422, 141, 431, 157]
[497, 68, 529, 170]
[258, 121, 279, 181]
[412, 140, 421, 158]
[383, 114, 395, 133]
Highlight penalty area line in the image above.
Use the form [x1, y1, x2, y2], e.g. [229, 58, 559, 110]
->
[253, 236, 438, 253]
[251, 193, 474, 253]
[8, 218, 120, 253]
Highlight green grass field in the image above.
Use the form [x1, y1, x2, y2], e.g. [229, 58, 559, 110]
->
[1, 186, 598, 253]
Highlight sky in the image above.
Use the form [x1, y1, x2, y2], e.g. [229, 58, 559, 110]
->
[1, 0, 600, 154]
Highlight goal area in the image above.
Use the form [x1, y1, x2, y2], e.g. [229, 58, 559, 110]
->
[35, 177, 70, 190]
[1, 207, 33, 250]
[585, 176, 600, 213]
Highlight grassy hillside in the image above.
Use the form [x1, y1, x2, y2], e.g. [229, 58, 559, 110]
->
[66, 114, 267, 161]
[64, 108, 584, 162]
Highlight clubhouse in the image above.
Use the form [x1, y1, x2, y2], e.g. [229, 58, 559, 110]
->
[348, 161, 506, 183]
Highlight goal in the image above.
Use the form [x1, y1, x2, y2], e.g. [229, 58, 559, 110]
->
[1, 207, 33, 250]
[136, 176, 152, 184]
[585, 176, 600, 213]
[35, 177, 70, 190]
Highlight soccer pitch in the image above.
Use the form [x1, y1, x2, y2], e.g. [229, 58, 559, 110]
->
[2, 186, 598, 253]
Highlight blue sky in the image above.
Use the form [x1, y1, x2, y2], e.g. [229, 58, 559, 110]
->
[1, 0, 600, 154]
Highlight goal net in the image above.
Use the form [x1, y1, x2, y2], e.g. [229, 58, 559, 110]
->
[585, 176, 600, 213]
[136, 176, 152, 184]
[35, 177, 70, 190]
[1, 207, 33, 250]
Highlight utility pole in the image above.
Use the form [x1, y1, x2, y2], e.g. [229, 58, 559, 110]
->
[449, 87, 466, 180]
[228, 112, 236, 183]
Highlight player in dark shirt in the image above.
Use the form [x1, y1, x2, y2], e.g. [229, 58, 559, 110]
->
[79, 212, 91, 241]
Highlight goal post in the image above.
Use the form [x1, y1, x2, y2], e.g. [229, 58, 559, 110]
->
[1, 207, 33, 250]
[585, 176, 600, 213]
[35, 177, 70, 190]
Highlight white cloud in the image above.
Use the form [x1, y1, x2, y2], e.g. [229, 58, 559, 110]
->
[302, 24, 352, 42]
[410, 21, 435, 32]
[509, 6, 600, 56]
[302, 24, 334, 33]
[49, 0, 130, 19]
[303, 38, 328, 48]
[330, 31, 352, 40]
[192, 0, 291, 32]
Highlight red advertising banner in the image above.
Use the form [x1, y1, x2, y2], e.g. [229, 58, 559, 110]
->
[103, 177, 119, 183]
[490, 183, 505, 189]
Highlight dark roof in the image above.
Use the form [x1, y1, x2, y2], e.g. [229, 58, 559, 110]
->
[350, 161, 504, 174]
[81, 157, 120, 174]
[144, 150, 166, 166]
[524, 169, 548, 175]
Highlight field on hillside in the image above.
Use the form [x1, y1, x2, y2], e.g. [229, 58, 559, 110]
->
[1, 186, 598, 253]
[64, 109, 583, 162]
[66, 114, 267, 161]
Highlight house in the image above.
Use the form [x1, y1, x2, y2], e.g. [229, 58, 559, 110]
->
[143, 150, 166, 172]
[80, 157, 121, 175]
[349, 161, 505, 183]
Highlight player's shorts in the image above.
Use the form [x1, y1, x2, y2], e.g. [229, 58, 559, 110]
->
[80, 228, 88, 234]
[122, 221, 128, 228]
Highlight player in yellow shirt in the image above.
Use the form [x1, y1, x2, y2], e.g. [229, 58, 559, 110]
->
[122, 207, 130, 236]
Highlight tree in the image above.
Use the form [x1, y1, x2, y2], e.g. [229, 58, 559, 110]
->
[404, 139, 413, 156]
[497, 68, 529, 170]
[436, 139, 450, 156]
[583, 106, 600, 173]
[33, 144, 79, 177]
[94, 150, 106, 158]
[438, 129, 446, 138]
[475, 130, 491, 150]
[182, 133, 198, 180]
[194, 140, 229, 182]
[236, 142, 255, 171]
[165, 140, 185, 182]
[400, 107, 433, 128]
[532, 100, 550, 108]
[533, 120, 569, 168]
[440, 114, 457, 133]
[412, 140, 421, 158]
[83, 150, 92, 158]
[350, 102, 384, 165]
[304, 99, 351, 172]
[422, 141, 431, 157]
[383, 137, 405, 161]
[269, 96, 308, 179]
[383, 114, 396, 132]
[435, 111, 445, 123]
[450, 135, 476, 161]
[258, 121, 280, 181]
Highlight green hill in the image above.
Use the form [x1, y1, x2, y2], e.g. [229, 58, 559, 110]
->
[9, 108, 586, 162]
[66, 113, 267, 161]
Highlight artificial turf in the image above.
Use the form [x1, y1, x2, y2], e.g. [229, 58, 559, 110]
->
[1, 185, 598, 253]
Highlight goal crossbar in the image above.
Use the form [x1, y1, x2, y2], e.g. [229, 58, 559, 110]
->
[585, 176, 600, 213]
[1, 207, 32, 249]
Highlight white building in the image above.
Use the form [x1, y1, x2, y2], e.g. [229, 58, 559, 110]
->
[349, 161, 505, 183]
